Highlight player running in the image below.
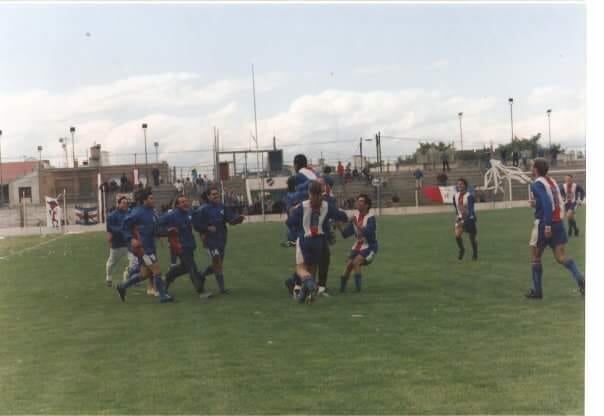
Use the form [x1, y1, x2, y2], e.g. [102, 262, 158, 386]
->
[160, 195, 211, 299]
[193, 186, 244, 295]
[105, 196, 137, 287]
[559, 174, 585, 238]
[116, 190, 174, 303]
[339, 194, 378, 293]
[526, 159, 585, 299]
[286, 181, 348, 303]
[452, 178, 478, 261]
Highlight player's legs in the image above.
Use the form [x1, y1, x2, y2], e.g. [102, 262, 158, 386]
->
[454, 223, 465, 260]
[527, 220, 545, 299]
[553, 244, 585, 295]
[566, 209, 578, 237]
[295, 263, 317, 303]
[147, 259, 173, 302]
[340, 256, 355, 293]
[123, 251, 138, 282]
[527, 245, 545, 298]
[105, 247, 126, 286]
[351, 255, 365, 292]
[209, 249, 228, 294]
[465, 220, 478, 260]
[317, 245, 331, 296]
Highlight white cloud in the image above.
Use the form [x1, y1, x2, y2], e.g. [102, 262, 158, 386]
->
[0, 72, 585, 169]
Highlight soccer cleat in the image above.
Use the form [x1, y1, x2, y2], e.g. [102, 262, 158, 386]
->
[318, 286, 330, 297]
[525, 289, 543, 299]
[578, 279, 585, 297]
[458, 248, 465, 260]
[293, 285, 302, 300]
[116, 285, 126, 302]
[106, 280, 113, 287]
[304, 289, 315, 304]
[280, 240, 296, 248]
[160, 294, 174, 303]
[199, 291, 213, 300]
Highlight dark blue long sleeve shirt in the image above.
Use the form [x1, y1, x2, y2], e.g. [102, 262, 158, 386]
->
[106, 209, 128, 248]
[159, 208, 196, 251]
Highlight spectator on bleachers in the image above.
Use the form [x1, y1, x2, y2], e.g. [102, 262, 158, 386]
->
[337, 161, 345, 184]
[441, 150, 450, 172]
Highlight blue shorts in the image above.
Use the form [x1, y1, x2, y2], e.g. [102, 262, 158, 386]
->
[296, 237, 326, 266]
[529, 220, 568, 249]
[207, 246, 225, 259]
[349, 249, 377, 265]
[565, 202, 577, 212]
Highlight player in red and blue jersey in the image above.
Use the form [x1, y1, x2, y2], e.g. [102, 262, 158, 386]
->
[117, 190, 174, 303]
[526, 159, 585, 299]
[339, 194, 378, 292]
[452, 178, 478, 261]
[193, 186, 244, 295]
[286, 181, 348, 303]
[159, 195, 211, 299]
[559, 174, 585, 237]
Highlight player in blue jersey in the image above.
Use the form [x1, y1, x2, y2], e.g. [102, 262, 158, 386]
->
[293, 153, 318, 193]
[317, 169, 338, 296]
[339, 194, 378, 293]
[193, 186, 244, 295]
[159, 195, 211, 299]
[559, 174, 585, 238]
[116, 190, 174, 303]
[281, 176, 306, 248]
[104, 196, 137, 287]
[452, 178, 478, 261]
[286, 180, 348, 303]
[526, 159, 585, 299]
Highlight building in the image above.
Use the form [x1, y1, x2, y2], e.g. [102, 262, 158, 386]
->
[0, 160, 48, 207]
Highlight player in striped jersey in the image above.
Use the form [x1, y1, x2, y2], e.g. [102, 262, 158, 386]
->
[339, 194, 378, 293]
[452, 178, 478, 261]
[559, 174, 585, 237]
[526, 159, 585, 299]
[286, 181, 348, 303]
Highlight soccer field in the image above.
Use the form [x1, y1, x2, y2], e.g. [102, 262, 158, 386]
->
[0, 208, 584, 415]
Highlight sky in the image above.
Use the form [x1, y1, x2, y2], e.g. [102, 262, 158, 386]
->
[0, 2, 586, 172]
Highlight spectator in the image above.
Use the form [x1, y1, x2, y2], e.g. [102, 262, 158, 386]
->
[191, 168, 198, 181]
[120, 173, 128, 192]
[175, 179, 184, 194]
[413, 167, 424, 189]
[512, 150, 520, 167]
[337, 161, 345, 183]
[184, 178, 193, 198]
[151, 167, 160, 187]
[441, 150, 450, 172]
[352, 168, 359, 178]
[501, 149, 507, 165]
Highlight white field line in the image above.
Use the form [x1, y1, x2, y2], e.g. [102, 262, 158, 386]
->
[0, 234, 67, 261]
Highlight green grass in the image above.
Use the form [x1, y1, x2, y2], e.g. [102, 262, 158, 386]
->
[0, 208, 584, 415]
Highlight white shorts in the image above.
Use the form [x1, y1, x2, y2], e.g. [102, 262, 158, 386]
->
[529, 219, 540, 248]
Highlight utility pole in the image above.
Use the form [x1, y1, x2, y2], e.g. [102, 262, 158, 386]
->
[142, 123, 149, 185]
[251, 64, 265, 221]
[359, 137, 363, 170]
[70, 126, 76, 167]
[458, 112, 464, 151]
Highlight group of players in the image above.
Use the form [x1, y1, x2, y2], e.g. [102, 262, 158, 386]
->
[104, 152, 379, 304]
[104, 153, 584, 305]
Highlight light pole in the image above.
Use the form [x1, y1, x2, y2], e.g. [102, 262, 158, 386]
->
[508, 98, 514, 142]
[359, 137, 363, 170]
[142, 123, 149, 185]
[37, 146, 43, 165]
[251, 64, 265, 221]
[458, 112, 464, 151]
[154, 141, 159, 163]
[70, 126, 76, 167]
[546, 109, 552, 150]
[59, 138, 68, 167]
